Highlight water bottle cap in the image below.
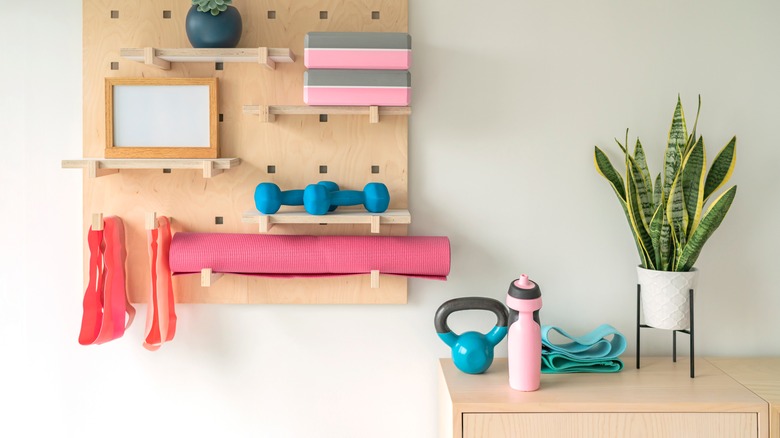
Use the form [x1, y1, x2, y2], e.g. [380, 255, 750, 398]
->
[514, 274, 533, 289]
[508, 274, 541, 299]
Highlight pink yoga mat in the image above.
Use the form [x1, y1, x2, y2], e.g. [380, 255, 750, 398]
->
[169, 233, 450, 280]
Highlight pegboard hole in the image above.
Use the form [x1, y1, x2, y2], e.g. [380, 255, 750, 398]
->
[215, 216, 224, 225]
[110, 10, 119, 19]
[319, 165, 328, 174]
[319, 11, 328, 19]
[267, 165, 276, 174]
[215, 62, 224, 70]
[371, 11, 380, 20]
[163, 10, 171, 19]
[219, 113, 224, 122]
[371, 165, 380, 174]
[319, 114, 328, 122]
[267, 10, 276, 19]
[110, 62, 119, 70]
[163, 168, 172, 174]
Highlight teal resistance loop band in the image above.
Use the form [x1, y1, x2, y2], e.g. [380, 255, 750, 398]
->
[541, 324, 626, 374]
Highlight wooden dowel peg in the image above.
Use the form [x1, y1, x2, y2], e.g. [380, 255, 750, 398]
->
[143, 47, 171, 70]
[201, 268, 224, 287]
[92, 213, 104, 231]
[369, 106, 379, 124]
[258, 47, 276, 70]
[202, 160, 223, 178]
[258, 215, 274, 233]
[370, 215, 381, 233]
[145, 212, 159, 230]
[260, 105, 275, 123]
[87, 160, 119, 178]
[370, 270, 380, 289]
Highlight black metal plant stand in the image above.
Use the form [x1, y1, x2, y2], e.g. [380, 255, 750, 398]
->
[636, 285, 695, 378]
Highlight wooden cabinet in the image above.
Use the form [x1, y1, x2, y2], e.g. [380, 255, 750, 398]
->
[439, 357, 769, 438]
[710, 358, 780, 438]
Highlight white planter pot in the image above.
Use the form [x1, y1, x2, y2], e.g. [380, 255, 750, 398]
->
[637, 266, 698, 330]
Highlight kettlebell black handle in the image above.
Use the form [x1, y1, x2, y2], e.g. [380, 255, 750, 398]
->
[434, 297, 509, 334]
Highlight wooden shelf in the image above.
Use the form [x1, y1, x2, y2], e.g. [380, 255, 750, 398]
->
[242, 209, 411, 233]
[243, 105, 412, 123]
[61, 158, 240, 178]
[120, 47, 296, 70]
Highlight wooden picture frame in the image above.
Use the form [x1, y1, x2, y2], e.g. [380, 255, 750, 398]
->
[105, 77, 218, 158]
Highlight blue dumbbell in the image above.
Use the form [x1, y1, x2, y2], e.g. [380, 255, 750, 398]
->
[303, 182, 390, 215]
[255, 181, 339, 214]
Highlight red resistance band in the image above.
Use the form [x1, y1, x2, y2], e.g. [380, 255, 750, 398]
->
[143, 216, 176, 351]
[79, 216, 135, 345]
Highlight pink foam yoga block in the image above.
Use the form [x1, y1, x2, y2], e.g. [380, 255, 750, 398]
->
[304, 32, 411, 70]
[169, 233, 451, 280]
[304, 69, 411, 106]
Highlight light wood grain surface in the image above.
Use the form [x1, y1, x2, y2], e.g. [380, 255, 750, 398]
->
[439, 357, 769, 438]
[710, 358, 780, 438]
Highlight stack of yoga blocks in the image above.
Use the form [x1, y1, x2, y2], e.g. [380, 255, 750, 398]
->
[303, 32, 411, 106]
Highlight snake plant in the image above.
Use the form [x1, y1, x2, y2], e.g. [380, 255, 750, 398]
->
[594, 96, 737, 272]
[193, 0, 232, 16]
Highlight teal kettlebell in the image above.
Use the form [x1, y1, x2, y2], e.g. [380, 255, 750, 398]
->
[434, 297, 509, 374]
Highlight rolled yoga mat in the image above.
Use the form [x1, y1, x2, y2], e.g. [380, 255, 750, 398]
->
[169, 233, 450, 280]
[541, 324, 626, 374]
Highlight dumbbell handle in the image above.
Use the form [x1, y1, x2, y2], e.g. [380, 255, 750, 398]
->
[280, 189, 303, 206]
[303, 182, 390, 215]
[330, 190, 364, 207]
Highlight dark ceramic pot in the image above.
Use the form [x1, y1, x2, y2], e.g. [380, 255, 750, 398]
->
[185, 5, 242, 48]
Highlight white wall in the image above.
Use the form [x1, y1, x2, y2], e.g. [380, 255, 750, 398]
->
[3, 1, 779, 437]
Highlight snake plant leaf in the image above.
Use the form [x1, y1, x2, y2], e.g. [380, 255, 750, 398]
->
[653, 172, 662, 210]
[680, 136, 706, 236]
[658, 205, 673, 271]
[607, 180, 649, 268]
[663, 96, 688, 201]
[627, 167, 655, 268]
[594, 147, 626, 203]
[663, 145, 682, 206]
[595, 146, 650, 268]
[614, 139, 627, 155]
[684, 96, 702, 156]
[634, 138, 650, 178]
[649, 203, 663, 269]
[703, 136, 737, 202]
[675, 185, 738, 271]
[626, 154, 654, 232]
[634, 139, 654, 208]
[666, 174, 689, 266]
[669, 95, 689, 153]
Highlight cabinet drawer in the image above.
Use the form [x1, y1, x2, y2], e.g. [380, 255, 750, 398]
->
[463, 412, 757, 438]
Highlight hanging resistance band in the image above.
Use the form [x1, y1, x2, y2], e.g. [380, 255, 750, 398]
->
[143, 216, 176, 351]
[78, 216, 135, 345]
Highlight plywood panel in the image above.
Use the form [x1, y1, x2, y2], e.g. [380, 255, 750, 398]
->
[82, 0, 410, 304]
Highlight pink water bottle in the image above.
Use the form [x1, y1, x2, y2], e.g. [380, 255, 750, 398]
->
[506, 274, 543, 391]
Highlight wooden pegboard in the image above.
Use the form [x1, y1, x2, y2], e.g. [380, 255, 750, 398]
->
[82, 0, 409, 304]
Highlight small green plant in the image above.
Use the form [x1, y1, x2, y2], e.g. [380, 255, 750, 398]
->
[193, 0, 232, 16]
[594, 96, 737, 272]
